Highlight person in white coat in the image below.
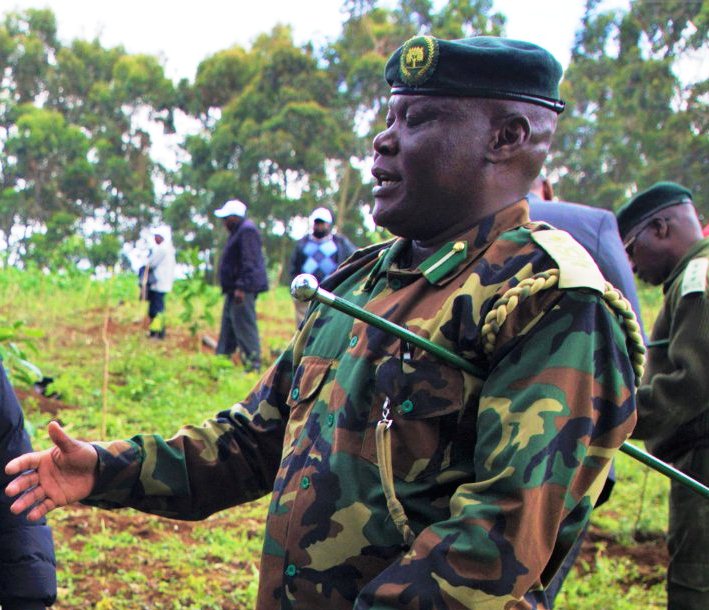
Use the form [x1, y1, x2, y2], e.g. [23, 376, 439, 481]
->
[145, 225, 176, 339]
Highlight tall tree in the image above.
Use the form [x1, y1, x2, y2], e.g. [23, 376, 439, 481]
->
[548, 0, 707, 215]
[171, 25, 351, 275]
[0, 8, 176, 265]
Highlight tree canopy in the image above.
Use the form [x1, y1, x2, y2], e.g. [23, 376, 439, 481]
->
[0, 0, 705, 274]
[548, 0, 707, 215]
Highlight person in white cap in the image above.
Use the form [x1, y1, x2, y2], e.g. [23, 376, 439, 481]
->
[288, 207, 356, 327]
[214, 199, 268, 371]
[144, 225, 176, 339]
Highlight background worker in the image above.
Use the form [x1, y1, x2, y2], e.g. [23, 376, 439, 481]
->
[617, 181, 709, 610]
[0, 361, 56, 610]
[144, 225, 176, 339]
[214, 199, 268, 372]
[288, 207, 356, 327]
[5, 36, 639, 609]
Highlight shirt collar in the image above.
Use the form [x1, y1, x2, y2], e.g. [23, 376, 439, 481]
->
[364, 199, 530, 289]
[663, 237, 709, 293]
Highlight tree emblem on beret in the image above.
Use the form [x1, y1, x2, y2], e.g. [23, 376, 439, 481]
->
[399, 36, 439, 86]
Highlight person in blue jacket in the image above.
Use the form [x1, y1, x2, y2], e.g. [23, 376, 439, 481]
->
[0, 361, 56, 610]
[528, 176, 645, 328]
[214, 198, 269, 372]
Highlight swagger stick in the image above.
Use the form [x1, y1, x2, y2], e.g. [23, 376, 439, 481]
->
[291, 274, 709, 500]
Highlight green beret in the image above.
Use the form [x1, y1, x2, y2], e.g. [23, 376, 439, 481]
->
[385, 35, 565, 113]
[616, 181, 693, 240]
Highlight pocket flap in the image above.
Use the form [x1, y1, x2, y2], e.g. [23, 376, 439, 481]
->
[288, 356, 332, 407]
[375, 356, 464, 419]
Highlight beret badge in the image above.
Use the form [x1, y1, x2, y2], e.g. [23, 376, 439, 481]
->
[399, 36, 439, 86]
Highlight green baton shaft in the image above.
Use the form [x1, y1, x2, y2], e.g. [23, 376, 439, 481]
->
[619, 443, 708, 499]
[291, 274, 485, 378]
[291, 274, 709, 500]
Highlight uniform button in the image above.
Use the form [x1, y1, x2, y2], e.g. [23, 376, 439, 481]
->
[401, 399, 414, 413]
[349, 336, 358, 348]
[300, 476, 310, 489]
[291, 388, 300, 400]
[285, 563, 297, 577]
[327, 413, 335, 427]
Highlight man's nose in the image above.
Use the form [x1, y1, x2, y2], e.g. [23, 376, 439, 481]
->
[372, 125, 398, 156]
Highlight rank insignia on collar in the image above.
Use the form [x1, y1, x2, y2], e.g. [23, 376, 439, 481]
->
[399, 36, 439, 86]
[420, 240, 467, 284]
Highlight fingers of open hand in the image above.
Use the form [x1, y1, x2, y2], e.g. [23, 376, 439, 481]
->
[7, 473, 56, 520]
[4, 468, 39, 499]
[27, 496, 57, 522]
[4, 451, 41, 476]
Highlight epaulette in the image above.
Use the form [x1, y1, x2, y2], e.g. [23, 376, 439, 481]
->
[531, 228, 606, 293]
[681, 257, 708, 297]
[481, 228, 646, 384]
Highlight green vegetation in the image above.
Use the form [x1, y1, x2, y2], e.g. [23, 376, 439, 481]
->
[0, 267, 672, 608]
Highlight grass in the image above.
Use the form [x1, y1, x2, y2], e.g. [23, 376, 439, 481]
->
[0, 267, 671, 609]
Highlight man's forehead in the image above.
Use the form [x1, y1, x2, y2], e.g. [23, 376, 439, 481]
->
[386, 94, 474, 112]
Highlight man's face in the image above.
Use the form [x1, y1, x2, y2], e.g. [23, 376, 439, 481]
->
[223, 215, 240, 231]
[312, 220, 330, 238]
[624, 219, 671, 285]
[371, 95, 490, 242]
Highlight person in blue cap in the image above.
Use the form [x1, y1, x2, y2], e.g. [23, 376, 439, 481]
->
[617, 181, 709, 610]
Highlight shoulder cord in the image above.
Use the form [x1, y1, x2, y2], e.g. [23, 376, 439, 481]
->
[376, 269, 646, 548]
[481, 269, 646, 385]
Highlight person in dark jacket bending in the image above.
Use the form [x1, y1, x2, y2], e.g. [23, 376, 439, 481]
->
[214, 199, 269, 371]
[618, 182, 709, 610]
[0, 361, 56, 610]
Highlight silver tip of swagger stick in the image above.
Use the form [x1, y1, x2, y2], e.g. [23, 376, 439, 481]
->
[291, 274, 320, 302]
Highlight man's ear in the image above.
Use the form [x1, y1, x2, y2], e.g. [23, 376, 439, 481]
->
[486, 115, 531, 162]
[650, 217, 671, 240]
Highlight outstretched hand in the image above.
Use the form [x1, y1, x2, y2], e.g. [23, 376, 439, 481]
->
[4, 421, 98, 521]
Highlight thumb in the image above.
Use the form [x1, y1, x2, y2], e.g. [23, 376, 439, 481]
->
[47, 421, 78, 454]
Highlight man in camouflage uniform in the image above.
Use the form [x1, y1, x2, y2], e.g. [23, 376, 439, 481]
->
[617, 182, 709, 610]
[6, 37, 638, 609]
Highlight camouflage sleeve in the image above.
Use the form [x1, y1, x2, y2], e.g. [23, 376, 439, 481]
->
[355, 290, 636, 609]
[84, 348, 295, 520]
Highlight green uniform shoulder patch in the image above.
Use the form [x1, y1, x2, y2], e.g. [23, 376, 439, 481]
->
[532, 229, 606, 293]
[681, 257, 708, 297]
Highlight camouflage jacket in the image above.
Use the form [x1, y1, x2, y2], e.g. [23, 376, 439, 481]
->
[633, 238, 709, 462]
[86, 201, 637, 609]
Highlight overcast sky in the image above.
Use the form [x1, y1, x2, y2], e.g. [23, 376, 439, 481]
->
[7, 0, 631, 81]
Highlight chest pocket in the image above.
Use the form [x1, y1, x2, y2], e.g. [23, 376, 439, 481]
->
[362, 356, 475, 482]
[283, 356, 332, 457]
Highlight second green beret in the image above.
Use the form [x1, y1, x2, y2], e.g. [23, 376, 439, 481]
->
[616, 181, 693, 240]
[385, 35, 565, 113]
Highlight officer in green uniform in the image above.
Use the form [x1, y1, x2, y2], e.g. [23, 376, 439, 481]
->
[6, 37, 640, 609]
[617, 182, 709, 610]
